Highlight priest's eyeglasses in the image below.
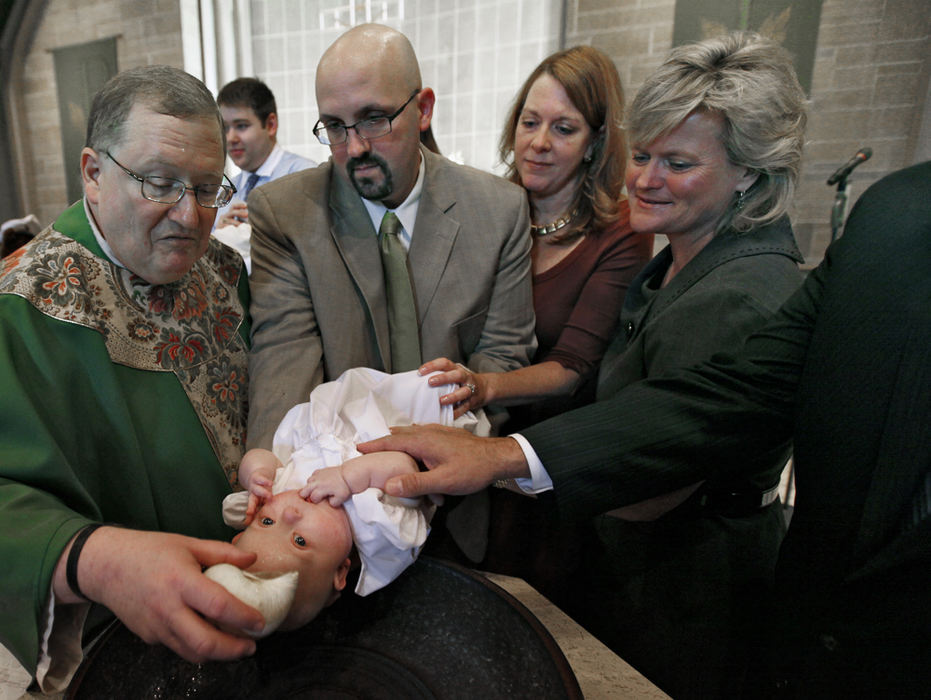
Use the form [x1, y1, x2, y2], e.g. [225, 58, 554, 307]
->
[313, 89, 420, 146]
[106, 152, 236, 208]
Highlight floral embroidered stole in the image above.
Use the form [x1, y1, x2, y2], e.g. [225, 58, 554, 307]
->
[0, 227, 248, 486]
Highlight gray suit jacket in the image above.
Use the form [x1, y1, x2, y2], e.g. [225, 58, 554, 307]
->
[247, 147, 536, 448]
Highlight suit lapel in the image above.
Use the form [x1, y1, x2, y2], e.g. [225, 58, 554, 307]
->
[650, 218, 802, 317]
[408, 151, 459, 322]
[327, 172, 391, 365]
[323, 150, 458, 363]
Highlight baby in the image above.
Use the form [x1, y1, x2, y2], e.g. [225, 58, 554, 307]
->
[207, 367, 490, 637]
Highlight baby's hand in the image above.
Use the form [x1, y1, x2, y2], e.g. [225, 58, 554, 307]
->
[248, 474, 274, 501]
[244, 475, 273, 525]
[301, 467, 352, 506]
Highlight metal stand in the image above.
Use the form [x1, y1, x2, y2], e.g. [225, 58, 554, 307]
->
[830, 179, 850, 241]
[827, 147, 872, 241]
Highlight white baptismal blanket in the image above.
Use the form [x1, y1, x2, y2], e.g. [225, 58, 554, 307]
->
[212, 222, 252, 272]
[224, 367, 490, 595]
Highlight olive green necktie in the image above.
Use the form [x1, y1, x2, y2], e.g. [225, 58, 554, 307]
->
[378, 211, 421, 372]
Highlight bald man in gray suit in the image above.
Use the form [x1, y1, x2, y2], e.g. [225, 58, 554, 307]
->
[247, 24, 535, 452]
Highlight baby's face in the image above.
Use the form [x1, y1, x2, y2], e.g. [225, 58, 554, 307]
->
[233, 490, 353, 628]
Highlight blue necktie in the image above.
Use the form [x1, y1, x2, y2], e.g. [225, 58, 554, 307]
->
[241, 172, 260, 200]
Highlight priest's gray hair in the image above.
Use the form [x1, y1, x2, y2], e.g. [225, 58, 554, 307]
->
[85, 65, 224, 153]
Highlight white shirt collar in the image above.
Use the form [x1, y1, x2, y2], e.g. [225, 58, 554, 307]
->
[255, 143, 284, 178]
[361, 154, 425, 251]
[84, 197, 128, 270]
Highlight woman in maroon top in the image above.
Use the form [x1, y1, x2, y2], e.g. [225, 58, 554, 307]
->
[422, 45, 652, 427]
[419, 47, 651, 597]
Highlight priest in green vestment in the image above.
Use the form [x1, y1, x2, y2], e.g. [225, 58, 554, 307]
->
[0, 65, 266, 692]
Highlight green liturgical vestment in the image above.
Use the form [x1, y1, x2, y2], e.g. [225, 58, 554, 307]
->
[0, 202, 250, 678]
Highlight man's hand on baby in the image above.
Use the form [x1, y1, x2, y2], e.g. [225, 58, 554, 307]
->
[358, 426, 531, 497]
[301, 466, 352, 506]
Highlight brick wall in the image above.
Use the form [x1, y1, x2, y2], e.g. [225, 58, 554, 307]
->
[567, 0, 930, 263]
[9, 0, 929, 256]
[797, 0, 929, 260]
[566, 0, 675, 94]
[12, 0, 184, 226]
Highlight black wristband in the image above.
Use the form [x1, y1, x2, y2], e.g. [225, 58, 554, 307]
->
[66, 523, 104, 601]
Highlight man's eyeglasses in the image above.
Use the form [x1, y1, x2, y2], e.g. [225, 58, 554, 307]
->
[313, 89, 421, 146]
[106, 152, 236, 208]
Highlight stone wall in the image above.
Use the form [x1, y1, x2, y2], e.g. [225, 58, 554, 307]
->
[10, 0, 183, 225]
[567, 0, 931, 263]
